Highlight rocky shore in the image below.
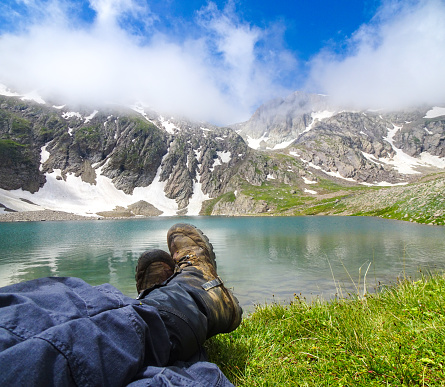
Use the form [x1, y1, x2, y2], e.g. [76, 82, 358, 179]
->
[0, 210, 98, 222]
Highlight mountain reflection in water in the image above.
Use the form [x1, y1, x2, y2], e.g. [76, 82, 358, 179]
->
[1, 216, 444, 312]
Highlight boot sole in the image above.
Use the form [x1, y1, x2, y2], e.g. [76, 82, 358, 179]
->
[135, 249, 175, 293]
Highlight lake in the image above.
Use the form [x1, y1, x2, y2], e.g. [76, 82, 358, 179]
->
[1, 216, 444, 312]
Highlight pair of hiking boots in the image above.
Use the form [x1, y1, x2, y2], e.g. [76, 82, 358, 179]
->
[135, 223, 242, 338]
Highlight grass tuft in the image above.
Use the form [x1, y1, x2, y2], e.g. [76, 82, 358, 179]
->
[206, 272, 445, 386]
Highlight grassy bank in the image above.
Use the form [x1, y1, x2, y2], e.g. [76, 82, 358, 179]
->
[206, 273, 445, 386]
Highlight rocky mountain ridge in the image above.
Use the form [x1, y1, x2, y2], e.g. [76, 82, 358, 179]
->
[0, 90, 444, 222]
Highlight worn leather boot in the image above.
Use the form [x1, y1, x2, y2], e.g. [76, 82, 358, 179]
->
[167, 223, 242, 338]
[135, 249, 176, 295]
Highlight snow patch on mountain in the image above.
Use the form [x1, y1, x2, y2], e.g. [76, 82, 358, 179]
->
[40, 145, 50, 170]
[419, 153, 445, 168]
[303, 176, 317, 185]
[381, 125, 424, 174]
[303, 110, 336, 133]
[187, 149, 211, 215]
[273, 139, 295, 150]
[187, 173, 210, 216]
[62, 111, 82, 120]
[246, 133, 269, 149]
[361, 181, 408, 187]
[0, 147, 180, 216]
[21, 91, 46, 104]
[424, 107, 445, 118]
[217, 151, 231, 163]
[0, 163, 180, 216]
[84, 110, 98, 123]
[0, 84, 45, 104]
[0, 84, 20, 97]
[158, 116, 178, 134]
[300, 159, 356, 182]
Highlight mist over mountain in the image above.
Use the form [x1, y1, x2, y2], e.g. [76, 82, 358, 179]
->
[0, 86, 444, 224]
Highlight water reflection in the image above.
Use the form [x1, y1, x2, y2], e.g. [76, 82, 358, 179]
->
[1, 216, 444, 312]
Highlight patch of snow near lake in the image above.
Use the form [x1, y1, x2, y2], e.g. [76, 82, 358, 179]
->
[0, 155, 179, 216]
[424, 107, 445, 118]
[246, 133, 269, 149]
[40, 145, 50, 169]
[188, 150, 211, 215]
[187, 173, 210, 215]
[304, 188, 318, 195]
[0, 189, 44, 212]
[289, 151, 300, 158]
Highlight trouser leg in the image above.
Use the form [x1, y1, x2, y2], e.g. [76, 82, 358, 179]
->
[0, 277, 202, 386]
[139, 265, 242, 361]
[139, 280, 209, 364]
[0, 274, 226, 386]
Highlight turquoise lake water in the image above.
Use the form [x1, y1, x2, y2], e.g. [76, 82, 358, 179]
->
[1, 216, 444, 312]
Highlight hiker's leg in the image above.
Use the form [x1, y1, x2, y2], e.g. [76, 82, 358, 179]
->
[0, 277, 170, 386]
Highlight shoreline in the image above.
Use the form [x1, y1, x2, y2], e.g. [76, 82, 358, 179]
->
[0, 210, 101, 222]
[0, 209, 442, 227]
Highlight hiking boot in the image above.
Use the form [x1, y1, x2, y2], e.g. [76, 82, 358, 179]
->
[135, 249, 176, 294]
[167, 223, 242, 337]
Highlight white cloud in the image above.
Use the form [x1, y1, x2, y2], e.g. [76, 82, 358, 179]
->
[307, 0, 445, 110]
[0, 0, 295, 125]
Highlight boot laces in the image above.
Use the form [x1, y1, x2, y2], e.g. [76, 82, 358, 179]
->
[177, 253, 195, 268]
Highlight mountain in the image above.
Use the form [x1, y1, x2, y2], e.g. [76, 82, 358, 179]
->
[0, 87, 444, 224]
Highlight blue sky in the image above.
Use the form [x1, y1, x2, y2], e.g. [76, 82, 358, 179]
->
[0, 0, 444, 124]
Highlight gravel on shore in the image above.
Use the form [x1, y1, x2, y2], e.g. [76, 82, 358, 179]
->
[0, 210, 100, 222]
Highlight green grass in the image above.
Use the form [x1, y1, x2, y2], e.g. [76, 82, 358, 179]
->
[202, 191, 237, 215]
[241, 182, 312, 212]
[206, 273, 445, 386]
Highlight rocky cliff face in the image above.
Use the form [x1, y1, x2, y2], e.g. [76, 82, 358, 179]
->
[0, 91, 444, 218]
[0, 95, 253, 215]
[235, 94, 445, 185]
